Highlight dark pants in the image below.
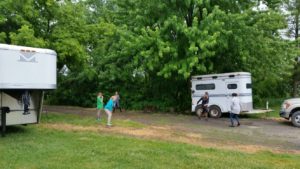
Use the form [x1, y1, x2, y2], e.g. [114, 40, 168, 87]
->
[201, 105, 208, 119]
[23, 104, 30, 115]
[113, 102, 122, 112]
[230, 113, 240, 126]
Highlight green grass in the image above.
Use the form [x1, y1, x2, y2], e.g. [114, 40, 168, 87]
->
[0, 113, 299, 169]
[240, 97, 284, 119]
[242, 106, 281, 119]
[249, 97, 284, 118]
[42, 112, 146, 128]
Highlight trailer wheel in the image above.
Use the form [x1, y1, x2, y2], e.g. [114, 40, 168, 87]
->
[209, 106, 222, 118]
[291, 111, 300, 127]
[195, 105, 203, 119]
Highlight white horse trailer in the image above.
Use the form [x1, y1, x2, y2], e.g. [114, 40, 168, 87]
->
[0, 44, 56, 136]
[191, 72, 253, 118]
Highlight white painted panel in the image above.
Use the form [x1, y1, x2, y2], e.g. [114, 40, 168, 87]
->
[0, 44, 56, 89]
[0, 91, 42, 126]
[191, 72, 253, 112]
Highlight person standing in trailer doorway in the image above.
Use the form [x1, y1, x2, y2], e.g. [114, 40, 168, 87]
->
[229, 93, 241, 127]
[96, 92, 104, 121]
[22, 90, 31, 115]
[113, 91, 122, 112]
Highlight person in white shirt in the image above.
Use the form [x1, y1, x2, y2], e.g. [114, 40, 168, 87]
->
[229, 93, 241, 127]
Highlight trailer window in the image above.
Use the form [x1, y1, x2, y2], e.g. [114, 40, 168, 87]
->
[196, 84, 215, 90]
[246, 83, 252, 89]
[227, 84, 237, 89]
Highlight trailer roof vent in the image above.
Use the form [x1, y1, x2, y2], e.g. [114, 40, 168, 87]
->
[229, 75, 235, 78]
[212, 76, 218, 79]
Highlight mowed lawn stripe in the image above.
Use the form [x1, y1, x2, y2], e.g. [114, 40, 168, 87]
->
[0, 124, 299, 169]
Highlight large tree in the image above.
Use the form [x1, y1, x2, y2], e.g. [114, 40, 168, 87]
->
[110, 0, 295, 104]
[282, 0, 300, 96]
[0, 0, 297, 110]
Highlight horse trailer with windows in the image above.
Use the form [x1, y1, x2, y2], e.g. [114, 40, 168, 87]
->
[0, 44, 57, 136]
[191, 72, 253, 118]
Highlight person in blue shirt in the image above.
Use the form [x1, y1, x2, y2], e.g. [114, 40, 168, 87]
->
[104, 96, 116, 127]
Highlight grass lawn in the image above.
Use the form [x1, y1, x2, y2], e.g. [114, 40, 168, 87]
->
[0, 113, 299, 169]
[242, 106, 280, 119]
[242, 98, 283, 119]
[247, 98, 284, 118]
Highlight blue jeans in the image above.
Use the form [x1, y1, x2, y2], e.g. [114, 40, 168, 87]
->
[230, 113, 240, 126]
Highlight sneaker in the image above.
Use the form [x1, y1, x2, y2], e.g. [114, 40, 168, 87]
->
[106, 124, 112, 128]
[237, 123, 240, 127]
[23, 112, 30, 115]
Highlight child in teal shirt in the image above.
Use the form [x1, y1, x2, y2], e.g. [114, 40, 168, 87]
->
[104, 96, 116, 127]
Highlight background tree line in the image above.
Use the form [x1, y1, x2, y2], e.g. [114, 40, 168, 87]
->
[0, 0, 299, 112]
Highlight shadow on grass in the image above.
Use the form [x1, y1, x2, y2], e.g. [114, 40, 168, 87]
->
[0, 126, 27, 136]
[220, 113, 249, 119]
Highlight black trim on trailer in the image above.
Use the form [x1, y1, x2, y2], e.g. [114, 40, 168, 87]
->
[193, 93, 252, 97]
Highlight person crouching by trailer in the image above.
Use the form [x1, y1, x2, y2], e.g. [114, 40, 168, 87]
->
[229, 93, 241, 127]
[197, 92, 209, 120]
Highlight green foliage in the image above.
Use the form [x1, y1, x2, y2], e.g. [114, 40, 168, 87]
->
[281, 0, 300, 96]
[217, 9, 296, 98]
[10, 25, 47, 47]
[0, 0, 299, 111]
[47, 68, 98, 107]
[0, 32, 6, 42]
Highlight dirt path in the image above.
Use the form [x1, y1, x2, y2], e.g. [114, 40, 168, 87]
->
[43, 106, 300, 154]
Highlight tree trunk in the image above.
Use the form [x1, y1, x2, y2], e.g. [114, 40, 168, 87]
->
[295, 9, 299, 41]
[292, 2, 299, 97]
[293, 80, 298, 97]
